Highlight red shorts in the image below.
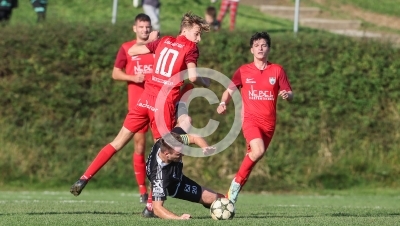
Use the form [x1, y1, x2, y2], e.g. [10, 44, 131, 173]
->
[128, 106, 148, 134]
[123, 92, 176, 139]
[242, 119, 275, 153]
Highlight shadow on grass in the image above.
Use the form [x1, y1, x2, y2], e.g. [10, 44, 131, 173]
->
[0, 211, 140, 216]
[194, 212, 400, 220]
[193, 214, 315, 219]
[330, 212, 400, 217]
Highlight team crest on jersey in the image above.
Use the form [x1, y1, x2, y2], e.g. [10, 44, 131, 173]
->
[269, 77, 276, 85]
[184, 184, 191, 193]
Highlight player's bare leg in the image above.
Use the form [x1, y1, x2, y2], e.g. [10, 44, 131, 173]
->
[132, 132, 148, 203]
[199, 187, 225, 208]
[227, 138, 265, 203]
[176, 83, 194, 133]
[70, 126, 134, 196]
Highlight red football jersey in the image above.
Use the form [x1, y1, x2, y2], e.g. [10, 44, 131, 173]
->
[114, 40, 155, 109]
[145, 36, 199, 102]
[229, 62, 292, 122]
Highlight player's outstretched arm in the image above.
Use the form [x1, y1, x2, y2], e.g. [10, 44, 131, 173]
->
[127, 44, 151, 56]
[217, 88, 235, 114]
[186, 134, 216, 155]
[127, 31, 159, 56]
[187, 134, 209, 148]
[187, 63, 210, 88]
[153, 200, 191, 220]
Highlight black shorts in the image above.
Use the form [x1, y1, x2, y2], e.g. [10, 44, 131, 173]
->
[169, 175, 202, 203]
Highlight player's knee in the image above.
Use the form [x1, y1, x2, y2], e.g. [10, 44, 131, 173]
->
[249, 149, 266, 161]
[134, 144, 146, 155]
[110, 128, 134, 151]
[256, 150, 266, 160]
[177, 114, 191, 126]
[202, 192, 224, 209]
[183, 115, 192, 124]
[133, 138, 146, 154]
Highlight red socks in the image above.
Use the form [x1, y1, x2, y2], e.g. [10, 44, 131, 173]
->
[146, 191, 153, 210]
[133, 153, 147, 194]
[234, 154, 256, 187]
[80, 144, 116, 180]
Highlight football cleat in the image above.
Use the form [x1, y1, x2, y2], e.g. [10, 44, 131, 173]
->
[227, 179, 241, 204]
[139, 193, 148, 204]
[70, 179, 88, 196]
[141, 207, 157, 218]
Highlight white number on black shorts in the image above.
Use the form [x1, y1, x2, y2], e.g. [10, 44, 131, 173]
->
[155, 47, 179, 77]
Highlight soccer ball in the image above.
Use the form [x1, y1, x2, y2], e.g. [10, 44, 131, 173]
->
[210, 198, 235, 220]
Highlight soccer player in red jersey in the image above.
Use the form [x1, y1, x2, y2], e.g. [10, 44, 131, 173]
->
[70, 12, 210, 197]
[217, 32, 293, 204]
[112, 13, 157, 204]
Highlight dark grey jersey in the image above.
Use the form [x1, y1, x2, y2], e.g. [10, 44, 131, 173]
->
[146, 127, 186, 201]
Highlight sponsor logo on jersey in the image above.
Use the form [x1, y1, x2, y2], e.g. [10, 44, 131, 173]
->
[131, 56, 141, 61]
[137, 99, 158, 112]
[152, 76, 174, 86]
[152, 180, 165, 197]
[245, 77, 256, 84]
[134, 64, 153, 74]
[269, 77, 276, 85]
[248, 85, 274, 100]
[164, 39, 185, 48]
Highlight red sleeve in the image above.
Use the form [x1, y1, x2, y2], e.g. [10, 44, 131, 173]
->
[145, 38, 162, 53]
[114, 46, 127, 69]
[185, 46, 199, 65]
[228, 68, 242, 90]
[278, 68, 292, 91]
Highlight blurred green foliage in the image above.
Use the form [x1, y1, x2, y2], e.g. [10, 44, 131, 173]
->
[0, 21, 399, 191]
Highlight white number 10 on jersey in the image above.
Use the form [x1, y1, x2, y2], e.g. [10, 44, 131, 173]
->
[155, 47, 179, 77]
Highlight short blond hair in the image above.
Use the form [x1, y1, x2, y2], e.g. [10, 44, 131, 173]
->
[180, 12, 210, 33]
[160, 132, 183, 153]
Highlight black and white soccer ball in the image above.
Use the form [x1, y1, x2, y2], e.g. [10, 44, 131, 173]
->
[210, 198, 235, 220]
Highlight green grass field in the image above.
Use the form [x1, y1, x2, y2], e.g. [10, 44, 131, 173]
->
[2, 1, 400, 225]
[1, 190, 400, 225]
[8, 0, 293, 34]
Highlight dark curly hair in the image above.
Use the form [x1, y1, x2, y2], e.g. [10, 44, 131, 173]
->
[249, 32, 271, 48]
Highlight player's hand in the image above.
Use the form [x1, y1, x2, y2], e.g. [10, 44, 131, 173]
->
[149, 30, 160, 42]
[132, 74, 145, 83]
[179, 214, 191, 220]
[217, 103, 227, 114]
[203, 146, 216, 155]
[279, 90, 290, 100]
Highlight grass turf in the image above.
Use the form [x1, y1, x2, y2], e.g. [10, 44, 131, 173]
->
[1, 189, 400, 225]
[8, 0, 294, 34]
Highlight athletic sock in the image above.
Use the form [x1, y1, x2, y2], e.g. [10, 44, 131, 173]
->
[80, 144, 116, 180]
[234, 153, 256, 187]
[133, 153, 147, 194]
[146, 191, 153, 211]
